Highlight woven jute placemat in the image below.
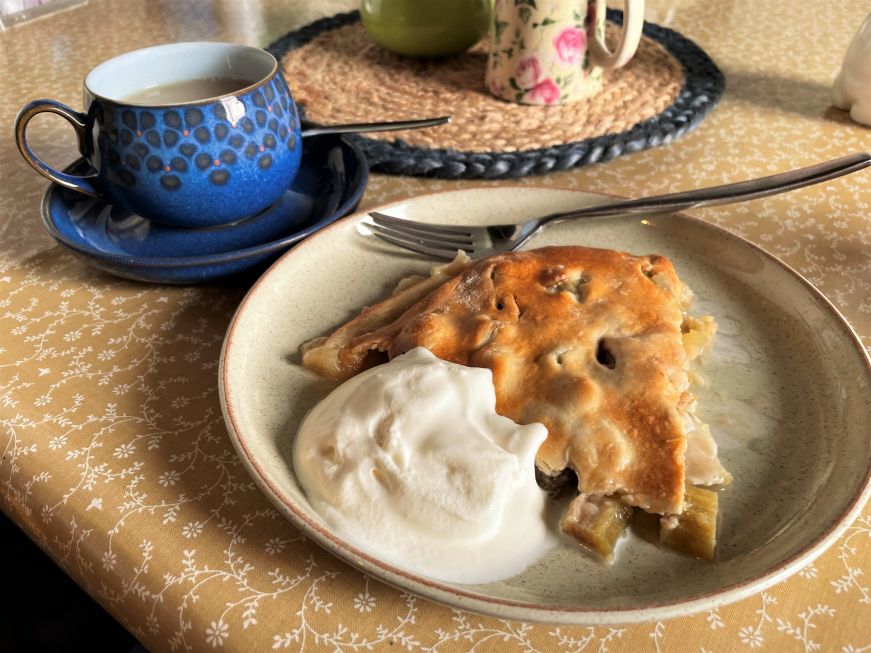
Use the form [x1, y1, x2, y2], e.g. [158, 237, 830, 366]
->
[268, 10, 724, 179]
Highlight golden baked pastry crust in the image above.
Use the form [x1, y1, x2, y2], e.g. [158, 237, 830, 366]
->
[302, 246, 696, 515]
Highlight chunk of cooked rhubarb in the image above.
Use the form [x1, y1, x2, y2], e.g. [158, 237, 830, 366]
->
[561, 493, 633, 561]
[659, 485, 718, 561]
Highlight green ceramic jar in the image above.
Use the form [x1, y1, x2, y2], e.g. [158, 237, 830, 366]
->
[360, 0, 491, 58]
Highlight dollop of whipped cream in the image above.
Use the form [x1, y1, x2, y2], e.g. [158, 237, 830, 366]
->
[294, 347, 552, 584]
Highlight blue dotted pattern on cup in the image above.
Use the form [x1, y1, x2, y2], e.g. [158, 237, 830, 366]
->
[97, 74, 302, 228]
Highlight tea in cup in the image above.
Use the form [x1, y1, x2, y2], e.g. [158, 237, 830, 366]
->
[486, 0, 644, 105]
[15, 42, 302, 228]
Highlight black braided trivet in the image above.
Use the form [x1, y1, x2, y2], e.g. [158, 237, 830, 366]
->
[267, 10, 724, 180]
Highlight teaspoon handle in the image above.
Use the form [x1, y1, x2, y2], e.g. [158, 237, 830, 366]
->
[301, 116, 451, 138]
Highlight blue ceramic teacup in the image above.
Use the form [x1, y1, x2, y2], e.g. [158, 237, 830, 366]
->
[16, 42, 302, 229]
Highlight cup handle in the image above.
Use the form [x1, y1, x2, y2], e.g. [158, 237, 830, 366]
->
[588, 0, 644, 70]
[15, 99, 99, 197]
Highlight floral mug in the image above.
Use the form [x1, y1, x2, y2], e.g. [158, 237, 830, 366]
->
[486, 0, 644, 105]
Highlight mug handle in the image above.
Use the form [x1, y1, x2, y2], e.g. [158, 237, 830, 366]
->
[15, 99, 99, 197]
[588, 0, 644, 69]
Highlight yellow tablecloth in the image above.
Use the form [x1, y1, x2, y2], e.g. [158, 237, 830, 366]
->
[1, 1, 869, 651]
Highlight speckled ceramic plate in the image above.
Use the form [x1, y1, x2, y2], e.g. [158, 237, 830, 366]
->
[219, 187, 871, 624]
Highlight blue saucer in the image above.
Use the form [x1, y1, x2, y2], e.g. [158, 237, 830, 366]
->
[40, 133, 367, 284]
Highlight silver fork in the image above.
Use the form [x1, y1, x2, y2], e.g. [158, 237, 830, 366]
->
[366, 153, 871, 259]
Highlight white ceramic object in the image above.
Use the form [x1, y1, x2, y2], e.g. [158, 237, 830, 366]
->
[219, 187, 871, 624]
[832, 12, 871, 126]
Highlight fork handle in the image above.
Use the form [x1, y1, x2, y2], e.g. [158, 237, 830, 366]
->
[541, 153, 871, 225]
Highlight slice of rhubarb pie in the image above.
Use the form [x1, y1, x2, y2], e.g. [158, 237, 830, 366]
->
[301, 246, 729, 562]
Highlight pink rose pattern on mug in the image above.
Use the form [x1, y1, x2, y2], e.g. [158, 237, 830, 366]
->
[486, 0, 644, 105]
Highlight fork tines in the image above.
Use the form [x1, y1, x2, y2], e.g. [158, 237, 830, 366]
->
[367, 211, 474, 259]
